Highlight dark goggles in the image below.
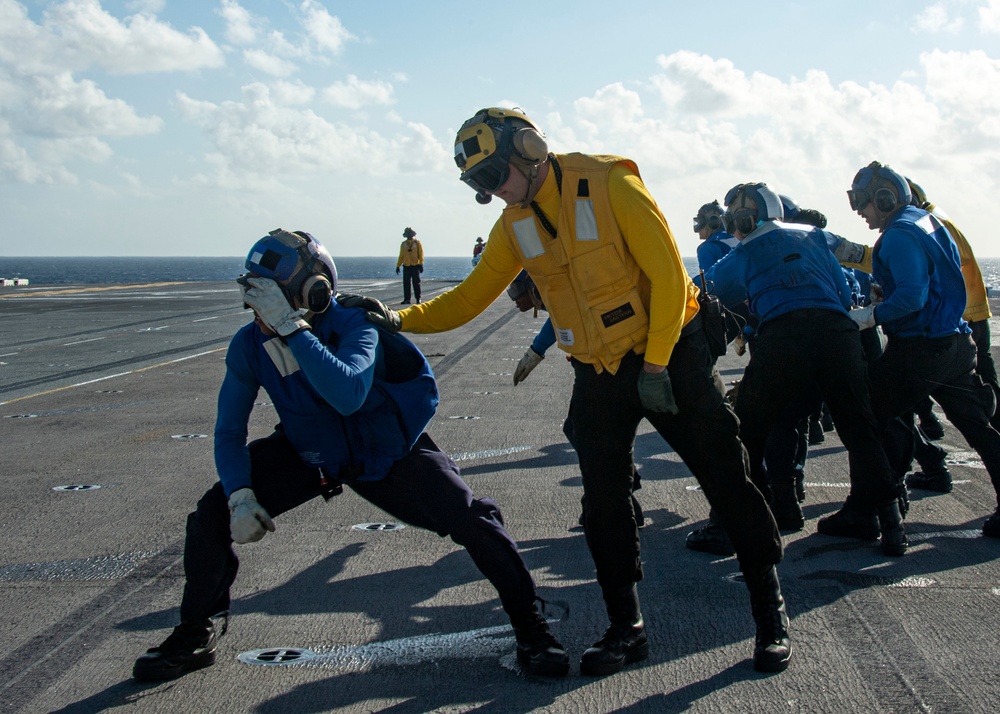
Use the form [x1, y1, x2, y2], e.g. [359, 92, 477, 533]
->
[846, 188, 870, 211]
[460, 155, 510, 195]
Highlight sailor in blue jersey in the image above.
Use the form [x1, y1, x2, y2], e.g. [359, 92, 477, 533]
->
[847, 161, 1000, 538]
[694, 200, 740, 272]
[705, 183, 907, 556]
[132, 229, 568, 683]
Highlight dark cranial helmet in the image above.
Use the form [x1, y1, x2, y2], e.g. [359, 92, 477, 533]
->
[723, 182, 784, 235]
[693, 200, 724, 233]
[403, 227, 416, 238]
[243, 229, 337, 313]
[848, 161, 911, 213]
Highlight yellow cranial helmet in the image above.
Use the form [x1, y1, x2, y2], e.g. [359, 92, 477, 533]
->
[454, 108, 548, 196]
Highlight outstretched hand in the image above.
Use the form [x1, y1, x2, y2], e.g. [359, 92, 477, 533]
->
[336, 293, 403, 333]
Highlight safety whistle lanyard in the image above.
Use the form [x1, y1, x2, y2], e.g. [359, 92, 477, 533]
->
[529, 154, 561, 240]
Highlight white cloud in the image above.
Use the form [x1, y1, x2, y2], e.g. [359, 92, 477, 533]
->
[215, 0, 356, 77]
[174, 82, 448, 191]
[322, 75, 395, 109]
[300, 0, 354, 55]
[22, 72, 163, 137]
[980, 0, 1000, 31]
[545, 49, 1000, 252]
[243, 48, 298, 77]
[42, 0, 224, 74]
[913, 2, 964, 33]
[219, 0, 258, 46]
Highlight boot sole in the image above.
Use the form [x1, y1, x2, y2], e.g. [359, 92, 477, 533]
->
[132, 651, 217, 682]
[580, 641, 649, 676]
[518, 657, 570, 677]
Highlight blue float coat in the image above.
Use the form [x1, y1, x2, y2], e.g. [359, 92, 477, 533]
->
[696, 229, 740, 272]
[703, 221, 851, 325]
[214, 304, 436, 496]
[870, 206, 969, 338]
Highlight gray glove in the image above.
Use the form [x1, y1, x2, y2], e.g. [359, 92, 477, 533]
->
[637, 368, 679, 414]
[849, 305, 877, 330]
[513, 348, 544, 385]
[228, 488, 275, 544]
[336, 293, 402, 333]
[242, 277, 310, 337]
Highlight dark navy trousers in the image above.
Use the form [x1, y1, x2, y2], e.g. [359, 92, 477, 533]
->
[569, 313, 782, 594]
[179, 432, 537, 624]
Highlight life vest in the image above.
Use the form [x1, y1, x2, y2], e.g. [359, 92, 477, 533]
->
[501, 153, 690, 373]
[246, 312, 439, 480]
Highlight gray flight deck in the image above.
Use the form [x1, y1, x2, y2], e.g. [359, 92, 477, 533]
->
[0, 279, 998, 713]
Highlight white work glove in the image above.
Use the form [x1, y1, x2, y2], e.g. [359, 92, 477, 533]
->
[242, 277, 311, 337]
[637, 367, 679, 414]
[849, 305, 877, 330]
[335, 294, 402, 333]
[228, 488, 276, 544]
[513, 348, 544, 385]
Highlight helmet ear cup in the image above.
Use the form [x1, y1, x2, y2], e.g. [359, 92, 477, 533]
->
[300, 274, 333, 313]
[874, 187, 897, 212]
[706, 213, 722, 231]
[734, 210, 756, 236]
[511, 128, 548, 163]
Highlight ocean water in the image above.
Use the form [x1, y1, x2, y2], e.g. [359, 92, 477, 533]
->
[2, 255, 999, 289]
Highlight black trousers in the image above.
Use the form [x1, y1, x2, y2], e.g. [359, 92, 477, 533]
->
[970, 318, 1000, 431]
[570, 314, 782, 594]
[736, 310, 900, 506]
[870, 331, 1000, 504]
[402, 265, 422, 302]
[179, 432, 537, 624]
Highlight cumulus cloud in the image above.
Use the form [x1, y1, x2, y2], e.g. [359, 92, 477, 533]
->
[322, 75, 395, 109]
[219, 0, 258, 45]
[541, 48, 1000, 250]
[0, 0, 214, 185]
[41, 0, 224, 74]
[216, 0, 355, 77]
[174, 82, 448, 191]
[913, 2, 964, 33]
[300, 0, 354, 55]
[980, 0, 1000, 31]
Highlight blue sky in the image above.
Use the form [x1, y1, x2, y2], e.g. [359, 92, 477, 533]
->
[2, 0, 999, 258]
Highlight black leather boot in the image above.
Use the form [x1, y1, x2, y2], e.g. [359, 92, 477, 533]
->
[685, 510, 735, 556]
[510, 600, 569, 676]
[817, 497, 880, 540]
[580, 585, 649, 676]
[133, 619, 219, 682]
[876, 499, 908, 556]
[769, 482, 804, 532]
[745, 566, 791, 673]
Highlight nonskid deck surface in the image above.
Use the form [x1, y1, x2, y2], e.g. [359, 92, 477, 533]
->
[1, 281, 998, 713]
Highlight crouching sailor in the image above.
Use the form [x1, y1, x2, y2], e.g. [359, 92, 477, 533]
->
[132, 228, 568, 682]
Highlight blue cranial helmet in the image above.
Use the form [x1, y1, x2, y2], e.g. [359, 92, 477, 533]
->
[779, 195, 801, 222]
[723, 183, 783, 235]
[243, 229, 338, 313]
[848, 161, 911, 213]
[693, 200, 725, 233]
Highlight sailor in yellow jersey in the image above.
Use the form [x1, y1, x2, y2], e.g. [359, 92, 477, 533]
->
[341, 107, 791, 676]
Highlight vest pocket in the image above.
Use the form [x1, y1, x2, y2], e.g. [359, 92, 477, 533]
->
[588, 288, 648, 356]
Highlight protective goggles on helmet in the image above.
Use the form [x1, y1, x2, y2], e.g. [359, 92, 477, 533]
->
[455, 116, 510, 194]
[846, 187, 871, 211]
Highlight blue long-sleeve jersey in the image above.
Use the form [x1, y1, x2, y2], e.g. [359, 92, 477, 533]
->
[870, 206, 969, 338]
[214, 303, 436, 496]
[696, 230, 740, 272]
[703, 221, 852, 325]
